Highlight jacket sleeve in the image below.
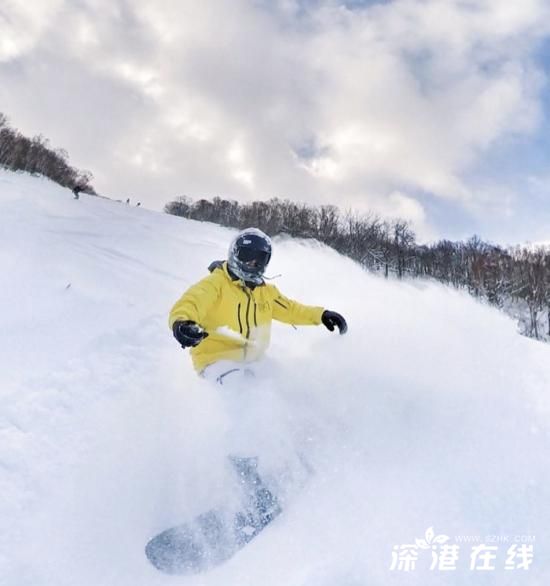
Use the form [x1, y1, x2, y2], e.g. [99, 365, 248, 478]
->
[169, 274, 220, 329]
[270, 285, 324, 326]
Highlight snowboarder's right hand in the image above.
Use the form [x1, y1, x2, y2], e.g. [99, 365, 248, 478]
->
[172, 320, 208, 348]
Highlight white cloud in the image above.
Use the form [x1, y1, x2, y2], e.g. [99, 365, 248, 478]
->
[1, 0, 549, 240]
[0, 0, 64, 61]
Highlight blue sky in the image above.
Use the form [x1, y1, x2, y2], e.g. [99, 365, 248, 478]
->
[1, 0, 550, 244]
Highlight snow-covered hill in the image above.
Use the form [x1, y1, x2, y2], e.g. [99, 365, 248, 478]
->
[2, 169, 550, 585]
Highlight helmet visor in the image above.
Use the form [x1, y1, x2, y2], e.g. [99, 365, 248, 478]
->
[237, 247, 270, 267]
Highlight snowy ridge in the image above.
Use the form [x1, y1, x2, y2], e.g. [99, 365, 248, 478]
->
[2, 169, 550, 585]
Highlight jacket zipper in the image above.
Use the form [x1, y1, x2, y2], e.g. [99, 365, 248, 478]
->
[237, 286, 257, 360]
[275, 298, 288, 310]
[237, 303, 243, 335]
[244, 289, 252, 339]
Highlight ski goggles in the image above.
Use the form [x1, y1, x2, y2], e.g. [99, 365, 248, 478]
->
[236, 248, 271, 267]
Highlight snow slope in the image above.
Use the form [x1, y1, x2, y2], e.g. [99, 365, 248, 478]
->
[2, 169, 550, 585]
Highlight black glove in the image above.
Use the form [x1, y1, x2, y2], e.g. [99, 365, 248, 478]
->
[172, 320, 208, 348]
[321, 310, 348, 335]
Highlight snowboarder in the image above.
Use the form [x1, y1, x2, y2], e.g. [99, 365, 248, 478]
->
[169, 227, 347, 383]
[150, 228, 348, 573]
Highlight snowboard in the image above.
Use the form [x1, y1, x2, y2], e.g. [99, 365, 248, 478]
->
[145, 457, 282, 574]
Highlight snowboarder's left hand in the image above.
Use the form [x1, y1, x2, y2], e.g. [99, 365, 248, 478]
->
[322, 310, 348, 335]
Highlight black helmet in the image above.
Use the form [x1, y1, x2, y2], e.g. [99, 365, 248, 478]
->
[228, 228, 272, 285]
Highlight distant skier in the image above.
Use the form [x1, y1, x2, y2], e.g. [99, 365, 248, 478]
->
[169, 227, 347, 384]
[72, 185, 83, 200]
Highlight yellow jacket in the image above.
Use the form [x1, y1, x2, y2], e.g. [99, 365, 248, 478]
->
[169, 262, 324, 372]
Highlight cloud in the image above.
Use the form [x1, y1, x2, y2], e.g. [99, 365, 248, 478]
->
[0, 0, 64, 61]
[1, 0, 549, 241]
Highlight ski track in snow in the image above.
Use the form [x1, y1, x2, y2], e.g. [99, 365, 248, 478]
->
[2, 169, 550, 585]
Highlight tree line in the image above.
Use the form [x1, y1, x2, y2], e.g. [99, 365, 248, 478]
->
[0, 113, 95, 193]
[165, 195, 550, 341]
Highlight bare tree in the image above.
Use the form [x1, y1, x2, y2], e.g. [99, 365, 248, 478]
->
[0, 112, 96, 194]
